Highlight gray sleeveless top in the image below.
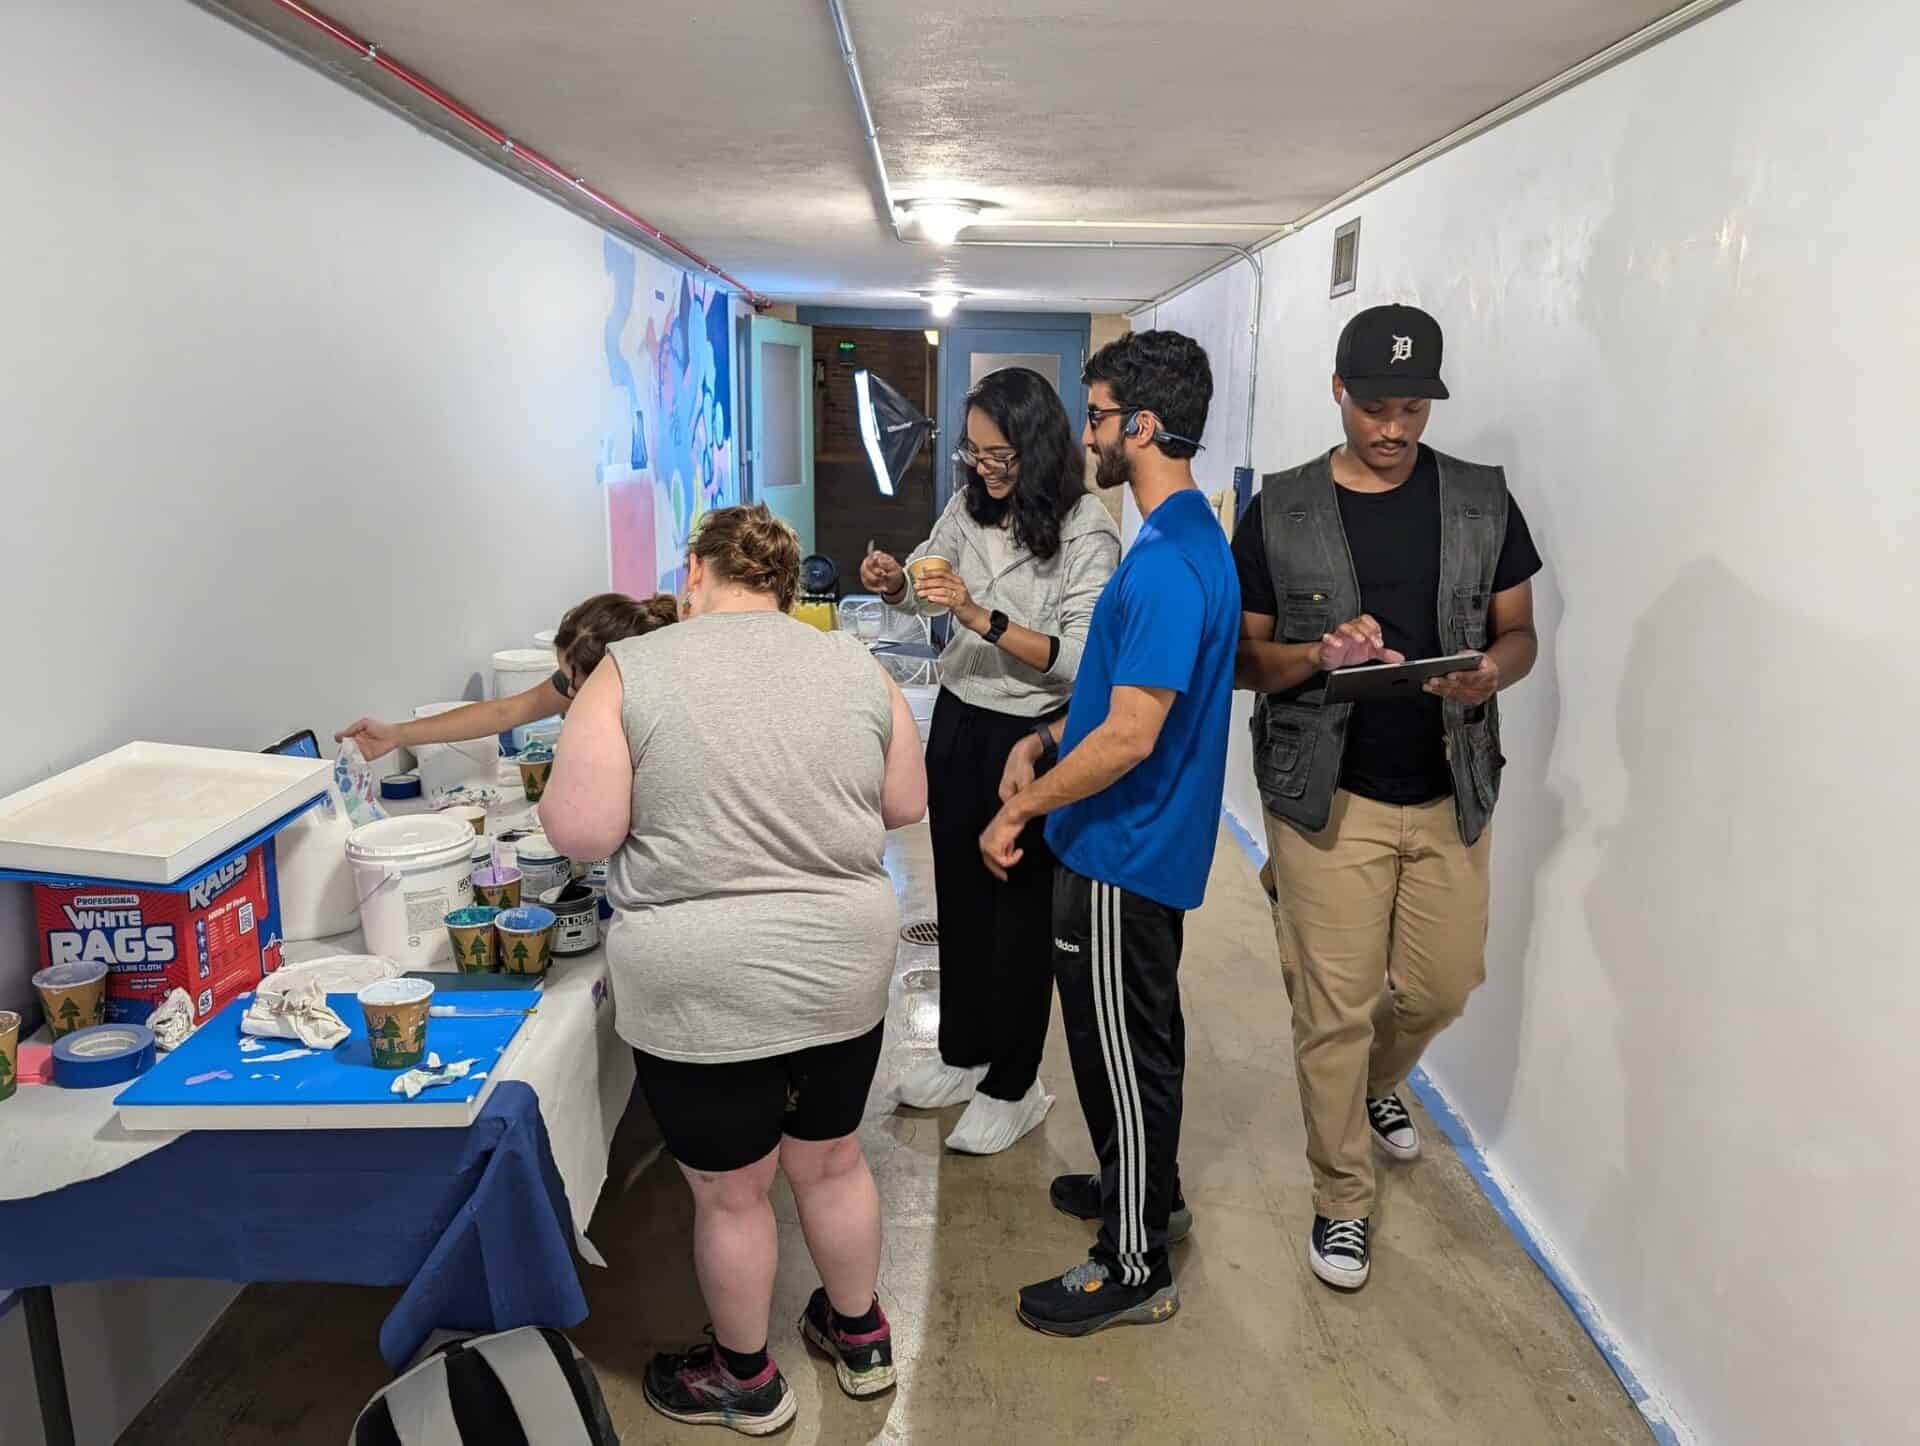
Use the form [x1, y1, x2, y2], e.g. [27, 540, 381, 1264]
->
[602, 611, 898, 1062]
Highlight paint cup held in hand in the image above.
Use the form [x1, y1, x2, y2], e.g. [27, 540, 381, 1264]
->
[358, 977, 434, 1069]
[0, 1011, 19, 1103]
[33, 962, 107, 1040]
[517, 750, 555, 803]
[495, 905, 557, 977]
[441, 804, 487, 836]
[906, 555, 953, 616]
[444, 906, 501, 972]
[470, 865, 522, 910]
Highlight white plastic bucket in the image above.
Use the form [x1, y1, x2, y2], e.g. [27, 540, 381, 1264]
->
[493, 649, 560, 752]
[346, 815, 476, 968]
[532, 628, 557, 649]
[411, 702, 499, 803]
[493, 648, 555, 700]
[275, 794, 360, 940]
[516, 833, 570, 898]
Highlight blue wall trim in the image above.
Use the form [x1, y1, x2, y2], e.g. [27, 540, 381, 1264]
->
[1217, 808, 1684, 1445]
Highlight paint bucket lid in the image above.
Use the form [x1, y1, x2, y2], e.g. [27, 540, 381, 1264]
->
[517, 832, 564, 864]
[493, 648, 554, 671]
[380, 773, 423, 799]
[347, 814, 474, 863]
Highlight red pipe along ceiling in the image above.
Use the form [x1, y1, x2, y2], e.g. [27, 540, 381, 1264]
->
[266, 0, 769, 309]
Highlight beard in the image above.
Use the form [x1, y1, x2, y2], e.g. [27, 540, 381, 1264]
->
[1093, 439, 1132, 492]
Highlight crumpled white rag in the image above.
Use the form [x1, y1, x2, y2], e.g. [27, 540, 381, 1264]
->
[241, 978, 350, 1049]
[390, 1052, 483, 1100]
[146, 989, 196, 1051]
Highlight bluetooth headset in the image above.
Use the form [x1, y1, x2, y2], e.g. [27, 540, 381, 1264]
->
[1123, 410, 1206, 454]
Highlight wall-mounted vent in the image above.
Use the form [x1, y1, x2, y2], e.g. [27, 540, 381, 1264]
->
[1330, 218, 1361, 298]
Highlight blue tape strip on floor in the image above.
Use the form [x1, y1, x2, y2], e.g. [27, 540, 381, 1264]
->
[1218, 806, 1685, 1445]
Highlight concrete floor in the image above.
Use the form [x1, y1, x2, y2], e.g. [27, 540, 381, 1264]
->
[125, 825, 1648, 1445]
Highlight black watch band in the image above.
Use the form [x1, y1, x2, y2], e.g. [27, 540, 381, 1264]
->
[1031, 721, 1059, 772]
[984, 609, 1010, 645]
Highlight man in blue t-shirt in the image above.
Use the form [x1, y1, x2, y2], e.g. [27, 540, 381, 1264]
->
[980, 330, 1240, 1337]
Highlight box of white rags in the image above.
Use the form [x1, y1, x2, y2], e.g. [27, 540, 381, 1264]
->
[32, 837, 285, 1026]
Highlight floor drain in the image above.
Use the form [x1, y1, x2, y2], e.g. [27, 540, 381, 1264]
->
[900, 921, 939, 947]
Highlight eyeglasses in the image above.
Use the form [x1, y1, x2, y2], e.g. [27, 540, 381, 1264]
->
[955, 442, 1018, 471]
[1086, 404, 1133, 431]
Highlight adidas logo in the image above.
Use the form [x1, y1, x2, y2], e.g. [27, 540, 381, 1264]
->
[1054, 939, 1081, 953]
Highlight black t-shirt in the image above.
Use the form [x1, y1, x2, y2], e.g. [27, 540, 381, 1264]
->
[1231, 446, 1542, 805]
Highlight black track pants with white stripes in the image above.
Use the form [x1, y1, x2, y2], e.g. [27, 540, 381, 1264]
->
[1052, 864, 1186, 1284]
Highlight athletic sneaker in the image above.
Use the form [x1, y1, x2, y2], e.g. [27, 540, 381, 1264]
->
[1017, 1258, 1180, 1337]
[1049, 1171, 1193, 1244]
[642, 1339, 797, 1436]
[1309, 1215, 1371, 1291]
[799, 1287, 896, 1398]
[1367, 1093, 1421, 1160]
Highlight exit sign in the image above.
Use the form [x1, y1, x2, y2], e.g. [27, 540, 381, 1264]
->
[837, 341, 857, 353]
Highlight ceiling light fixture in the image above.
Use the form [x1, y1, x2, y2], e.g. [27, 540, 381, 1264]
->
[899, 198, 984, 246]
[922, 291, 962, 319]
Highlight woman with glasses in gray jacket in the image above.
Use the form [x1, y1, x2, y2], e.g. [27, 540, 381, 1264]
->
[860, 366, 1120, 1154]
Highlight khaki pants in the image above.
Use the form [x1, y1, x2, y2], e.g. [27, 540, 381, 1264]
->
[1261, 791, 1490, 1218]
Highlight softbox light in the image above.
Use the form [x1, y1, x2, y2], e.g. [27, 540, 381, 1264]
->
[853, 368, 932, 498]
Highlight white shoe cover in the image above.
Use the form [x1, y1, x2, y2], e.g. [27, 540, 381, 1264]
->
[944, 1080, 1054, 1155]
[895, 1058, 987, 1110]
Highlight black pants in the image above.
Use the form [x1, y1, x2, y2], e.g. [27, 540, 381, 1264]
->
[1053, 864, 1186, 1284]
[925, 688, 1057, 1102]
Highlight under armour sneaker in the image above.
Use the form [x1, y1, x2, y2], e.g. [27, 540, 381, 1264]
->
[799, 1288, 896, 1399]
[1367, 1092, 1421, 1160]
[642, 1338, 796, 1436]
[1048, 1172, 1193, 1244]
[1309, 1215, 1371, 1291]
[1017, 1257, 1180, 1337]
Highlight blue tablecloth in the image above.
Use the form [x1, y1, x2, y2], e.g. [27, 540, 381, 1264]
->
[0, 1081, 584, 1368]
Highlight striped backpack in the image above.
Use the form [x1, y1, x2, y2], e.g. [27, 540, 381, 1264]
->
[352, 1327, 619, 1445]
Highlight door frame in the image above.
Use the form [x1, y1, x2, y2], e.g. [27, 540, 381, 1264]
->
[749, 315, 814, 555]
[798, 308, 1092, 510]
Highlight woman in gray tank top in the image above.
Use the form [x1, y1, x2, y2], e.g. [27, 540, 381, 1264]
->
[540, 505, 926, 1434]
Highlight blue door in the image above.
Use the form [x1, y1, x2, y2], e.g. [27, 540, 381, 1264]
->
[937, 324, 1090, 509]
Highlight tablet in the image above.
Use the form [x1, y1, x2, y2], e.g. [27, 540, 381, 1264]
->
[1323, 653, 1481, 704]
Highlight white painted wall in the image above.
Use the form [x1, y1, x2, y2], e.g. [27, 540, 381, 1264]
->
[1165, 0, 1920, 1439]
[0, 2, 701, 1439]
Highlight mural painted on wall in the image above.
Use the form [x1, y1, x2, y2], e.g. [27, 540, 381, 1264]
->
[599, 234, 736, 597]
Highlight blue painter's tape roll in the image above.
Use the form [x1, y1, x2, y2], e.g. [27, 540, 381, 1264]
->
[53, 1024, 157, 1088]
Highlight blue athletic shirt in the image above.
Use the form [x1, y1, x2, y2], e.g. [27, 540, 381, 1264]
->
[1044, 488, 1241, 911]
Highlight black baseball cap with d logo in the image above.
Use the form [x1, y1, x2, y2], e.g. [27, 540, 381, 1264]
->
[1335, 303, 1449, 401]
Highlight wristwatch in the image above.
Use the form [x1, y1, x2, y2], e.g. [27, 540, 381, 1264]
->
[1031, 720, 1059, 772]
[983, 609, 1010, 645]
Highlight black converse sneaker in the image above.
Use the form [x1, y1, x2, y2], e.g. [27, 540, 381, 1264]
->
[1048, 1172, 1193, 1243]
[1310, 1215, 1371, 1290]
[1017, 1257, 1180, 1337]
[1366, 1093, 1421, 1161]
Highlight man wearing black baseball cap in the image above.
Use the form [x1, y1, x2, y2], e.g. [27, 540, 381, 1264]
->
[1230, 303, 1542, 1291]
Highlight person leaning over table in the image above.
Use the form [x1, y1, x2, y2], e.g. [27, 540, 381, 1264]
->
[540, 503, 927, 1437]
